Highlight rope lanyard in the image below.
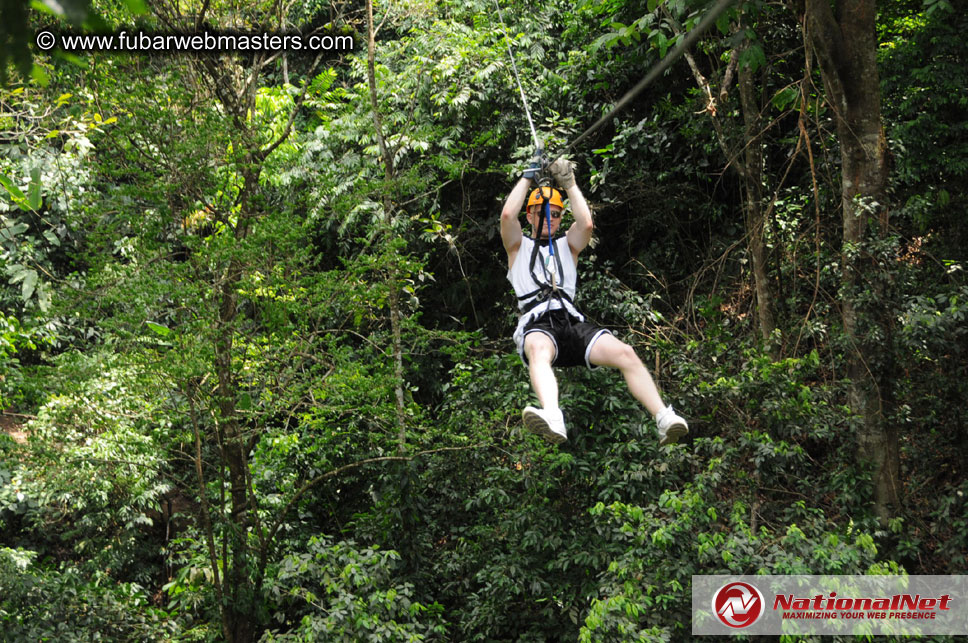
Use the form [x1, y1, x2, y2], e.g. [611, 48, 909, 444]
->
[492, 0, 541, 151]
[543, 196, 558, 312]
[543, 198, 554, 260]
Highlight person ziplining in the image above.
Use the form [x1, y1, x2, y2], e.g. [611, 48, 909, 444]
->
[492, 0, 735, 445]
[500, 155, 689, 446]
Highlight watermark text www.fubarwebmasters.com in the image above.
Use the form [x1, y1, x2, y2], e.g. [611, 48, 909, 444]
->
[35, 29, 353, 54]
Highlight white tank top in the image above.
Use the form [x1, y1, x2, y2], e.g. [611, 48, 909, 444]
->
[507, 236, 584, 342]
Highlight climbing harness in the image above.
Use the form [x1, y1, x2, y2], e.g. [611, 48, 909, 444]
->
[516, 183, 577, 327]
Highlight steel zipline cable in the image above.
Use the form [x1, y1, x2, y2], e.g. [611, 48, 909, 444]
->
[493, 0, 736, 159]
[561, 0, 734, 156]
[493, 0, 734, 310]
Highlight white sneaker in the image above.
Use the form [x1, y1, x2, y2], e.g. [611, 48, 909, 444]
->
[656, 405, 688, 446]
[522, 406, 567, 444]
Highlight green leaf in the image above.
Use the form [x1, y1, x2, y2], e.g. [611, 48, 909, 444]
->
[21, 270, 38, 301]
[310, 69, 338, 94]
[28, 167, 42, 211]
[738, 43, 766, 72]
[145, 321, 171, 336]
[53, 51, 87, 68]
[44, 230, 62, 247]
[771, 86, 799, 111]
[653, 31, 670, 57]
[122, 0, 149, 15]
[37, 284, 51, 312]
[31, 64, 50, 87]
[39, 0, 90, 25]
[4, 222, 28, 237]
[0, 172, 27, 203]
[591, 32, 623, 51]
[8, 265, 28, 283]
[29, 0, 55, 15]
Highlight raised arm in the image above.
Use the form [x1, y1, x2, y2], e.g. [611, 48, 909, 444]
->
[550, 158, 593, 257]
[500, 176, 532, 267]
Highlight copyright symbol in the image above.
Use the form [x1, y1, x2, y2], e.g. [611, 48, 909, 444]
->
[36, 31, 56, 51]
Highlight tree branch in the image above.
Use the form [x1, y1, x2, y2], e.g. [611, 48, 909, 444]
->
[258, 53, 325, 161]
[185, 383, 227, 639]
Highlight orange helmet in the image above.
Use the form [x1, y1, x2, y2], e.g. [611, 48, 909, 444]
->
[527, 187, 564, 210]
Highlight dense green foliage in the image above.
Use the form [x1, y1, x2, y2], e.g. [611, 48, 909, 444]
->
[1, 0, 966, 640]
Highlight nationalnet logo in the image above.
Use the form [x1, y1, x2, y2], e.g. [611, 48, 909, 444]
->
[774, 589, 952, 620]
[693, 575, 968, 636]
[712, 581, 765, 628]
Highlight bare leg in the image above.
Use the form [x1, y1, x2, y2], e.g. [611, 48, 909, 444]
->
[524, 332, 559, 409]
[587, 334, 665, 416]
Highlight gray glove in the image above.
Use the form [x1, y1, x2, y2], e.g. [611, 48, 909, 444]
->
[549, 157, 576, 190]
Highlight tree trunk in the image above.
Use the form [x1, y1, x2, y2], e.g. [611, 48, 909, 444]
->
[737, 59, 777, 350]
[366, 0, 408, 453]
[212, 166, 264, 643]
[802, 0, 899, 523]
[149, 4, 315, 636]
[676, 21, 776, 352]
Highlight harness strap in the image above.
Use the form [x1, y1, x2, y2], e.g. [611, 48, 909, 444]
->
[517, 285, 573, 302]
[527, 182, 564, 292]
[521, 180, 573, 329]
[517, 280, 574, 303]
[519, 289, 574, 314]
[521, 232, 574, 331]
[527, 236, 564, 286]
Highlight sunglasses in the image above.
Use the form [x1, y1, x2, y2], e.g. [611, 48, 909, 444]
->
[531, 207, 563, 219]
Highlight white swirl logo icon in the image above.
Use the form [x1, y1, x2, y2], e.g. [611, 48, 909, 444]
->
[713, 581, 765, 628]
[36, 31, 57, 51]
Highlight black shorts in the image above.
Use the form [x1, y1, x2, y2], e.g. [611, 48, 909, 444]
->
[520, 309, 612, 369]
